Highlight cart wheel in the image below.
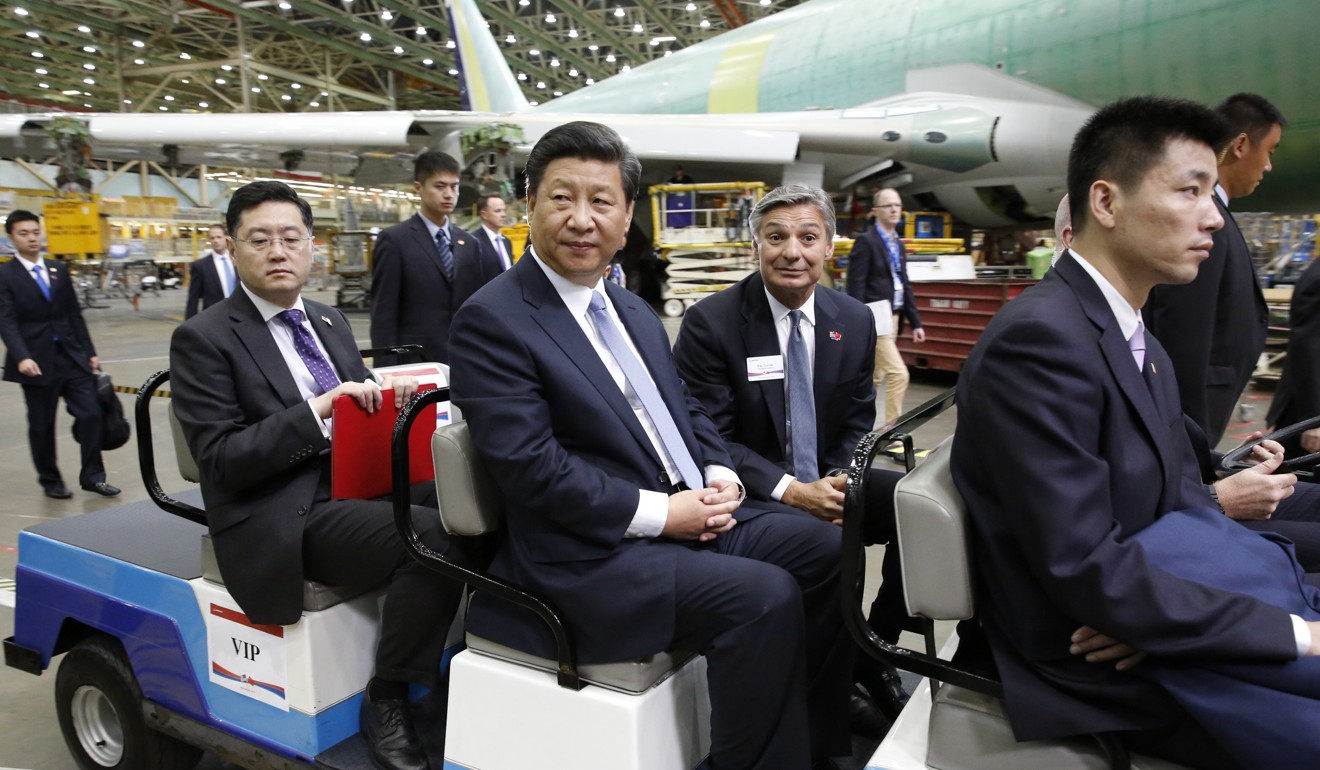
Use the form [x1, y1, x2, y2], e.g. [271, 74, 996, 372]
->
[663, 298, 686, 317]
[55, 636, 202, 770]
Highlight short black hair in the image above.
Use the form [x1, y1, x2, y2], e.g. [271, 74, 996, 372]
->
[414, 150, 461, 183]
[1067, 96, 1229, 235]
[5, 209, 39, 235]
[225, 181, 314, 237]
[524, 121, 642, 203]
[1215, 93, 1287, 145]
[477, 193, 503, 213]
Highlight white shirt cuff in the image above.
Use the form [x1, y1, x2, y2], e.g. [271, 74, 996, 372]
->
[770, 473, 794, 502]
[626, 489, 669, 538]
[1292, 614, 1312, 658]
[308, 401, 330, 439]
[705, 464, 745, 501]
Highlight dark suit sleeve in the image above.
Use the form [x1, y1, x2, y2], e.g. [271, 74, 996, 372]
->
[1145, 240, 1225, 436]
[169, 321, 327, 497]
[673, 302, 786, 498]
[961, 314, 1294, 659]
[1281, 265, 1320, 424]
[369, 230, 402, 349]
[450, 299, 642, 551]
[846, 233, 874, 302]
[452, 231, 501, 310]
[0, 270, 32, 362]
[63, 280, 95, 362]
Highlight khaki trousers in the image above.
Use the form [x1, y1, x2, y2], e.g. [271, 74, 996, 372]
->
[873, 314, 909, 424]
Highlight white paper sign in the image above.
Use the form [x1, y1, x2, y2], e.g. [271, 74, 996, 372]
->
[206, 602, 289, 711]
[866, 300, 894, 337]
[746, 355, 785, 382]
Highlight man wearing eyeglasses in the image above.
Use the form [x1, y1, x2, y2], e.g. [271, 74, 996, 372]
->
[370, 150, 499, 365]
[846, 188, 925, 424]
[170, 180, 484, 770]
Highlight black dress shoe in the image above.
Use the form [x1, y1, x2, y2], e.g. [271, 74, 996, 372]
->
[862, 663, 911, 721]
[81, 482, 121, 497]
[43, 485, 73, 499]
[361, 693, 430, 770]
[847, 684, 893, 740]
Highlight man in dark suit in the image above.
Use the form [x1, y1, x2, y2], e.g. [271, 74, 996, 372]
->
[171, 181, 481, 770]
[184, 224, 236, 318]
[369, 150, 498, 364]
[1145, 93, 1287, 445]
[0, 210, 117, 499]
[845, 188, 925, 424]
[673, 184, 912, 727]
[1268, 256, 1320, 456]
[954, 96, 1320, 768]
[474, 193, 515, 272]
[450, 122, 853, 770]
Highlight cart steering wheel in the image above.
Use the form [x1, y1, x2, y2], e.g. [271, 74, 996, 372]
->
[1219, 415, 1320, 476]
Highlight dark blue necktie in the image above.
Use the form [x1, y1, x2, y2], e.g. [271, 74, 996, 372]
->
[787, 309, 818, 481]
[31, 265, 51, 301]
[588, 291, 703, 489]
[277, 309, 341, 396]
[435, 227, 454, 280]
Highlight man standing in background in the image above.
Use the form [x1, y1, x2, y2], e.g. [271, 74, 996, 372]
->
[1145, 93, 1286, 445]
[185, 224, 236, 318]
[0, 210, 117, 499]
[846, 188, 925, 424]
[475, 193, 515, 272]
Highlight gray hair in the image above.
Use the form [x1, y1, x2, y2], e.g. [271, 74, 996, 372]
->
[749, 184, 837, 241]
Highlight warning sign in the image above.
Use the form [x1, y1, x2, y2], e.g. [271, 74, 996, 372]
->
[43, 200, 102, 255]
[206, 602, 289, 711]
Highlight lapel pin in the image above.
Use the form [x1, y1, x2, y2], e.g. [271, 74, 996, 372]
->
[829, 331, 842, 341]
[456, 239, 465, 246]
[321, 315, 333, 327]
[1151, 362, 1157, 374]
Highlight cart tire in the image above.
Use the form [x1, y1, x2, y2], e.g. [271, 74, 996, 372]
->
[663, 298, 686, 317]
[55, 636, 202, 770]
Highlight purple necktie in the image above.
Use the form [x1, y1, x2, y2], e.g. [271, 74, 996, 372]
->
[435, 227, 454, 280]
[277, 309, 341, 396]
[1129, 323, 1147, 372]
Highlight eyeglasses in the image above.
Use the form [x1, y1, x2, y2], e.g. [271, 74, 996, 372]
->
[235, 236, 312, 253]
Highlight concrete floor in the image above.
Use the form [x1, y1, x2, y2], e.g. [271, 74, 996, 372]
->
[0, 283, 1271, 768]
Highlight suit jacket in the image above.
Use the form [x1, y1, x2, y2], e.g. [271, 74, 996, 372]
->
[449, 256, 748, 663]
[475, 226, 515, 273]
[369, 214, 498, 363]
[185, 253, 229, 319]
[1267, 254, 1320, 431]
[951, 254, 1296, 742]
[845, 226, 922, 333]
[1145, 194, 1268, 444]
[169, 288, 370, 624]
[0, 257, 95, 385]
[673, 273, 876, 499]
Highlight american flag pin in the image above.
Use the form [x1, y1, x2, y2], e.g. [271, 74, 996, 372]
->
[829, 331, 842, 341]
[321, 315, 332, 326]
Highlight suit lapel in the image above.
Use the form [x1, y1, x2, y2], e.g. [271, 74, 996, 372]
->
[519, 260, 665, 468]
[227, 290, 306, 409]
[740, 276, 789, 452]
[304, 300, 360, 382]
[410, 214, 452, 286]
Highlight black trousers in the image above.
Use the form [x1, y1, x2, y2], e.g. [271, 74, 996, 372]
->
[301, 482, 490, 688]
[22, 348, 103, 490]
[668, 511, 852, 769]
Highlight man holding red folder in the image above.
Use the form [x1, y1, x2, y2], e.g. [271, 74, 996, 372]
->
[170, 180, 480, 770]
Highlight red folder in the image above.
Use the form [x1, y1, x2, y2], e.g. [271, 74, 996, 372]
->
[330, 384, 436, 499]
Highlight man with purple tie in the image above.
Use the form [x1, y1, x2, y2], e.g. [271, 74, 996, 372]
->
[171, 181, 484, 770]
[0, 210, 116, 499]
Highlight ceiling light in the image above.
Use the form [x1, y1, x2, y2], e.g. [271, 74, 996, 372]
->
[545, 13, 556, 23]
[760, 0, 770, 4]
[15, 7, 29, 15]
[159, 105, 168, 111]
[605, 53, 616, 62]
[568, 28, 578, 37]
[422, 58, 434, 65]
[180, 52, 191, 59]
[83, 63, 95, 70]
[38, 82, 48, 89]
[290, 83, 301, 89]
[685, 2, 695, 10]
[84, 103, 92, 108]
[517, 72, 527, 81]
[699, 18, 710, 27]
[199, 101, 208, 108]
[568, 68, 578, 76]
[621, 64, 631, 72]
[257, 73, 269, 80]
[588, 44, 599, 51]
[30, 51, 42, 58]
[278, 1, 291, 8]
[529, 48, 540, 56]
[77, 25, 90, 33]
[550, 58, 560, 66]
[505, 34, 516, 43]
[164, 94, 175, 101]
[380, 10, 392, 20]
[445, 40, 455, 48]
[215, 78, 226, 84]
[181, 78, 189, 83]
[63, 89, 82, 95]
[123, 99, 132, 104]
[536, 81, 545, 89]
[519, 0, 529, 6]
[448, 68, 458, 75]
[614, 7, 624, 17]
[393, 45, 404, 54]
[632, 23, 643, 33]
[529, 99, 538, 105]
[359, 32, 371, 42]
[281, 94, 291, 101]
[553, 90, 563, 96]
[320, 90, 327, 95]
[665, 50, 673, 56]
[83, 77, 94, 84]
[251, 87, 260, 93]
[650, 38, 659, 46]
[84, 45, 97, 53]
[132, 40, 145, 47]
[586, 77, 595, 85]
[25, 30, 38, 38]
[221, 65, 233, 71]
[134, 58, 144, 65]
[309, 100, 320, 107]
[416, 26, 426, 35]
[34, 67, 46, 74]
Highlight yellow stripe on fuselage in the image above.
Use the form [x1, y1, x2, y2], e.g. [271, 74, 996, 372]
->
[707, 31, 776, 114]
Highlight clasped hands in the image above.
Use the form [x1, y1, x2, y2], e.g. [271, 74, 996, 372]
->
[311, 374, 420, 419]
[663, 478, 742, 542]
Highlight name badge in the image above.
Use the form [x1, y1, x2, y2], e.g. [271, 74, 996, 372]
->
[747, 355, 785, 382]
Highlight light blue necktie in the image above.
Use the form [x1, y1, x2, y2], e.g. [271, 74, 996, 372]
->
[218, 254, 237, 296]
[588, 291, 703, 490]
[435, 227, 454, 280]
[31, 265, 51, 301]
[787, 309, 818, 481]
[1129, 322, 1147, 372]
